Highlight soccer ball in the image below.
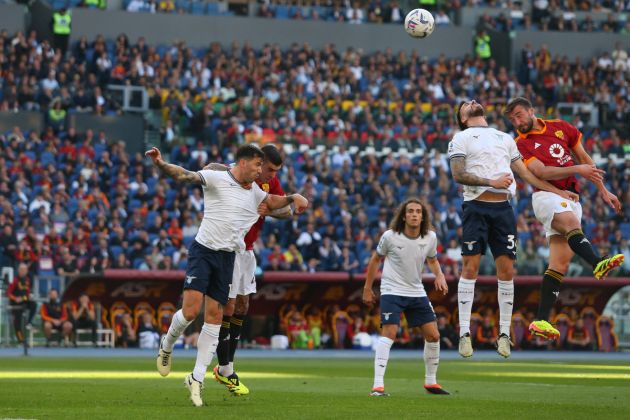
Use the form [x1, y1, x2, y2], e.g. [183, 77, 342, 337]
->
[404, 8, 435, 39]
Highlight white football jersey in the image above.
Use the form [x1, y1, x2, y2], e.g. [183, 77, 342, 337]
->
[447, 127, 521, 201]
[376, 229, 438, 297]
[194, 170, 268, 252]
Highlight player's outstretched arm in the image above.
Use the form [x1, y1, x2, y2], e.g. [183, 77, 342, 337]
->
[145, 147, 203, 185]
[511, 159, 578, 201]
[363, 252, 384, 307]
[527, 158, 604, 183]
[426, 256, 448, 296]
[571, 142, 622, 213]
[264, 193, 308, 214]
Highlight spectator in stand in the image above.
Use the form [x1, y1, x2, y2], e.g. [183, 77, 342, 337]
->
[137, 312, 160, 349]
[476, 315, 499, 350]
[116, 312, 137, 347]
[70, 293, 97, 346]
[7, 263, 38, 342]
[566, 317, 592, 350]
[437, 315, 456, 350]
[40, 288, 73, 346]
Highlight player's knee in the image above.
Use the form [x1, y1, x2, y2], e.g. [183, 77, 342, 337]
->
[425, 333, 440, 343]
[44, 321, 52, 330]
[182, 306, 200, 321]
[223, 299, 236, 317]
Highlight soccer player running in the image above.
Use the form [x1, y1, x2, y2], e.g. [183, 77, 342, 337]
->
[210, 144, 292, 396]
[363, 198, 450, 396]
[504, 97, 624, 341]
[449, 100, 578, 359]
[147, 144, 307, 407]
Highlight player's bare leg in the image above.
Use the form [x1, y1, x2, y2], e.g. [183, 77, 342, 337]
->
[458, 254, 480, 358]
[157, 289, 202, 377]
[551, 212, 624, 279]
[371, 324, 396, 396]
[495, 255, 514, 358]
[420, 322, 449, 395]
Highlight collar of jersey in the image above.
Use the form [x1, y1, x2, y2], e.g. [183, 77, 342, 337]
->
[227, 169, 251, 189]
[517, 118, 547, 139]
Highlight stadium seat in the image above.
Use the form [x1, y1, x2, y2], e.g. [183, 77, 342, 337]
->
[275, 5, 290, 19]
[206, 2, 220, 15]
[109, 301, 133, 336]
[133, 301, 156, 327]
[190, 2, 204, 15]
[158, 302, 177, 334]
[595, 316, 618, 352]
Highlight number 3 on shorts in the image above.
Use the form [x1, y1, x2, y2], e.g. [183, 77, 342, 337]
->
[507, 234, 516, 249]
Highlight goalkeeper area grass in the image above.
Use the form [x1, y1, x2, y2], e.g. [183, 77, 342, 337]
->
[0, 354, 629, 419]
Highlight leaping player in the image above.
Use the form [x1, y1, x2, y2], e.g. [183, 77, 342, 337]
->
[505, 97, 624, 341]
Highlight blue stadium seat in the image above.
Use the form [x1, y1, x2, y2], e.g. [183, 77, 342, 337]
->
[620, 223, 630, 239]
[275, 5, 290, 19]
[206, 2, 220, 15]
[190, 2, 204, 15]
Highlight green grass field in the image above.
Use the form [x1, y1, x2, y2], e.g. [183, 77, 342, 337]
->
[1, 355, 629, 419]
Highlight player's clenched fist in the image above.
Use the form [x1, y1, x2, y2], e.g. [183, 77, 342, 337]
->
[489, 173, 514, 189]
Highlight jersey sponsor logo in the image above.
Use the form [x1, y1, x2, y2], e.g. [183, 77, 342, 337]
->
[382, 312, 393, 320]
[472, 135, 480, 139]
[464, 240, 477, 251]
[534, 142, 541, 149]
[554, 130, 564, 139]
[549, 143, 565, 158]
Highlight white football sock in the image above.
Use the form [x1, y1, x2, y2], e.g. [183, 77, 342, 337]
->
[424, 341, 440, 386]
[457, 278, 476, 336]
[219, 363, 233, 377]
[162, 309, 192, 352]
[373, 336, 393, 389]
[498, 279, 514, 336]
[192, 323, 220, 383]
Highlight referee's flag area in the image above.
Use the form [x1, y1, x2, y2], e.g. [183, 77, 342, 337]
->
[0, 350, 628, 419]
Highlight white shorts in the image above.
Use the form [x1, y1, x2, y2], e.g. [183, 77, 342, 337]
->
[228, 250, 257, 299]
[532, 191, 582, 238]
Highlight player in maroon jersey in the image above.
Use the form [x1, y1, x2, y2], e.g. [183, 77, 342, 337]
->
[505, 97, 624, 340]
[208, 144, 292, 395]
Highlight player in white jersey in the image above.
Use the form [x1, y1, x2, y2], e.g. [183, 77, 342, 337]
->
[146, 144, 308, 407]
[363, 198, 450, 396]
[448, 100, 578, 359]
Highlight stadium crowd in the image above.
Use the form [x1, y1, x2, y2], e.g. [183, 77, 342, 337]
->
[0, 29, 629, 279]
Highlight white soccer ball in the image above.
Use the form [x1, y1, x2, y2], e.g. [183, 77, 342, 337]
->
[404, 8, 435, 39]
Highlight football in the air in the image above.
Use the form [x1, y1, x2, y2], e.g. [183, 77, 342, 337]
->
[404, 8, 435, 38]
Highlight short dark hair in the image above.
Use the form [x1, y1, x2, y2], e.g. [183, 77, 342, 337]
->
[389, 198, 431, 237]
[235, 144, 264, 162]
[504, 97, 533, 115]
[262, 144, 283, 166]
[456, 100, 468, 131]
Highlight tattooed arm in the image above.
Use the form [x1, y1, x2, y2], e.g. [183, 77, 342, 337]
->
[145, 147, 204, 185]
[449, 156, 513, 189]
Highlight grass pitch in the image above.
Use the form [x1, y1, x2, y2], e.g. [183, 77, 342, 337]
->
[0, 354, 629, 419]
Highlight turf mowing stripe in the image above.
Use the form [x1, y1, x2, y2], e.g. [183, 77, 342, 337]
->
[0, 371, 318, 379]
[470, 372, 630, 379]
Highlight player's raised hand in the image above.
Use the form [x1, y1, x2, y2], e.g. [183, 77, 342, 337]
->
[362, 287, 376, 307]
[292, 194, 309, 214]
[489, 173, 513, 189]
[575, 164, 605, 184]
[601, 189, 622, 214]
[434, 273, 448, 296]
[145, 147, 163, 165]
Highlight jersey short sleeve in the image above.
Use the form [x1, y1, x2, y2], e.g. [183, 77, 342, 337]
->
[427, 231, 438, 259]
[563, 121, 583, 148]
[196, 169, 224, 187]
[252, 182, 269, 205]
[447, 133, 466, 160]
[507, 135, 522, 162]
[376, 230, 391, 256]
